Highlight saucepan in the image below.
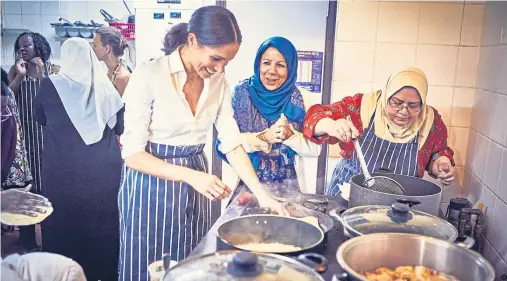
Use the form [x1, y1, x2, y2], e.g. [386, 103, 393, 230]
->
[348, 172, 442, 216]
[217, 214, 325, 256]
[163, 250, 326, 281]
[330, 200, 459, 243]
[334, 233, 495, 281]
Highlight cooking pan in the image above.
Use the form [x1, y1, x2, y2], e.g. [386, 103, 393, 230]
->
[349, 172, 442, 216]
[217, 214, 324, 254]
[244, 204, 334, 234]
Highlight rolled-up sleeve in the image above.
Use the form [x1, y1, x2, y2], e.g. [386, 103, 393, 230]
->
[120, 66, 153, 158]
[215, 81, 242, 155]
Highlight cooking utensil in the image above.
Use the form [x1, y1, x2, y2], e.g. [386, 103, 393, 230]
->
[163, 250, 326, 281]
[100, 9, 119, 23]
[351, 137, 405, 195]
[122, 0, 135, 23]
[348, 172, 441, 215]
[334, 233, 495, 281]
[330, 200, 458, 242]
[217, 214, 324, 254]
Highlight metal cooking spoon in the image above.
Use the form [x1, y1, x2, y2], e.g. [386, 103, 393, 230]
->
[351, 137, 406, 195]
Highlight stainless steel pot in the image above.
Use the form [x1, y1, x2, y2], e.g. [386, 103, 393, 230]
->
[330, 202, 459, 242]
[349, 172, 442, 216]
[334, 233, 495, 281]
[163, 250, 327, 281]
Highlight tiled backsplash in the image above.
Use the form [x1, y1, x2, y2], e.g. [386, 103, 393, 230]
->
[1, 0, 135, 68]
[465, 2, 507, 278]
[329, 1, 484, 189]
[331, 2, 507, 276]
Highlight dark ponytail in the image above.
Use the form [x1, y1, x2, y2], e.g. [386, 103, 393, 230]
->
[162, 23, 190, 55]
[162, 6, 242, 55]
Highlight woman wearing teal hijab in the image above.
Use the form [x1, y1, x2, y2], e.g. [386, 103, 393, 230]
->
[217, 36, 321, 198]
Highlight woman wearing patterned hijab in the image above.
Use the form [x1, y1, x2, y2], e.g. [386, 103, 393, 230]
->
[217, 36, 321, 198]
[304, 67, 456, 198]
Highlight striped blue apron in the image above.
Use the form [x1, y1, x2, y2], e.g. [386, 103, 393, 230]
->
[14, 62, 51, 193]
[118, 142, 218, 281]
[327, 114, 419, 196]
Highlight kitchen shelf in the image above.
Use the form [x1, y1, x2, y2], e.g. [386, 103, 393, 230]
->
[54, 37, 94, 43]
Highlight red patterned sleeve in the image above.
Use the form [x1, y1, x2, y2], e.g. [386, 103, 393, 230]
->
[303, 93, 363, 145]
[424, 108, 455, 175]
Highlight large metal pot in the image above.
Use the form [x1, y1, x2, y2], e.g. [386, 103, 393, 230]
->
[349, 172, 442, 216]
[335, 233, 495, 281]
[163, 250, 326, 281]
[330, 202, 459, 242]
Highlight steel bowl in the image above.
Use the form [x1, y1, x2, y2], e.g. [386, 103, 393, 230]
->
[335, 233, 495, 281]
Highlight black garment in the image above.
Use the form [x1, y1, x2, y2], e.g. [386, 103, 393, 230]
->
[35, 78, 124, 281]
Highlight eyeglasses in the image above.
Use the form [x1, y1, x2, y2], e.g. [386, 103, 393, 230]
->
[388, 97, 422, 113]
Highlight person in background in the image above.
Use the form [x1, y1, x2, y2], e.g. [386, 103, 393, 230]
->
[303, 67, 456, 198]
[216, 37, 321, 199]
[93, 26, 132, 96]
[1, 68, 32, 191]
[1, 188, 86, 281]
[119, 6, 287, 281]
[35, 38, 124, 281]
[1, 252, 87, 281]
[7, 32, 55, 251]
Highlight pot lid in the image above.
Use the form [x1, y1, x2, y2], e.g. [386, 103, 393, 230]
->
[340, 203, 458, 241]
[163, 251, 324, 281]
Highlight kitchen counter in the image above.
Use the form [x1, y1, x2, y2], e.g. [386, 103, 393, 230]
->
[188, 193, 350, 281]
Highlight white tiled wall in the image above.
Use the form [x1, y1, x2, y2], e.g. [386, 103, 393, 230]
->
[1, 0, 135, 69]
[465, 2, 507, 278]
[1, 1, 61, 69]
[330, 1, 484, 197]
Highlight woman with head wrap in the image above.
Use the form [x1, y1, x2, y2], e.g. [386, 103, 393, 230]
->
[34, 37, 124, 281]
[303, 67, 456, 197]
[216, 36, 320, 199]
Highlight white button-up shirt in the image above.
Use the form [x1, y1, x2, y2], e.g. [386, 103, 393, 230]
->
[120, 49, 241, 158]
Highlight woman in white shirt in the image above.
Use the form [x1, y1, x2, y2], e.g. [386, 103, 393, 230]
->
[119, 6, 287, 281]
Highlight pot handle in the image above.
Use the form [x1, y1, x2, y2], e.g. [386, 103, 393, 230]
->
[455, 242, 468, 248]
[329, 208, 345, 224]
[162, 253, 171, 271]
[378, 168, 393, 173]
[334, 273, 350, 281]
[296, 253, 328, 273]
[396, 198, 421, 207]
